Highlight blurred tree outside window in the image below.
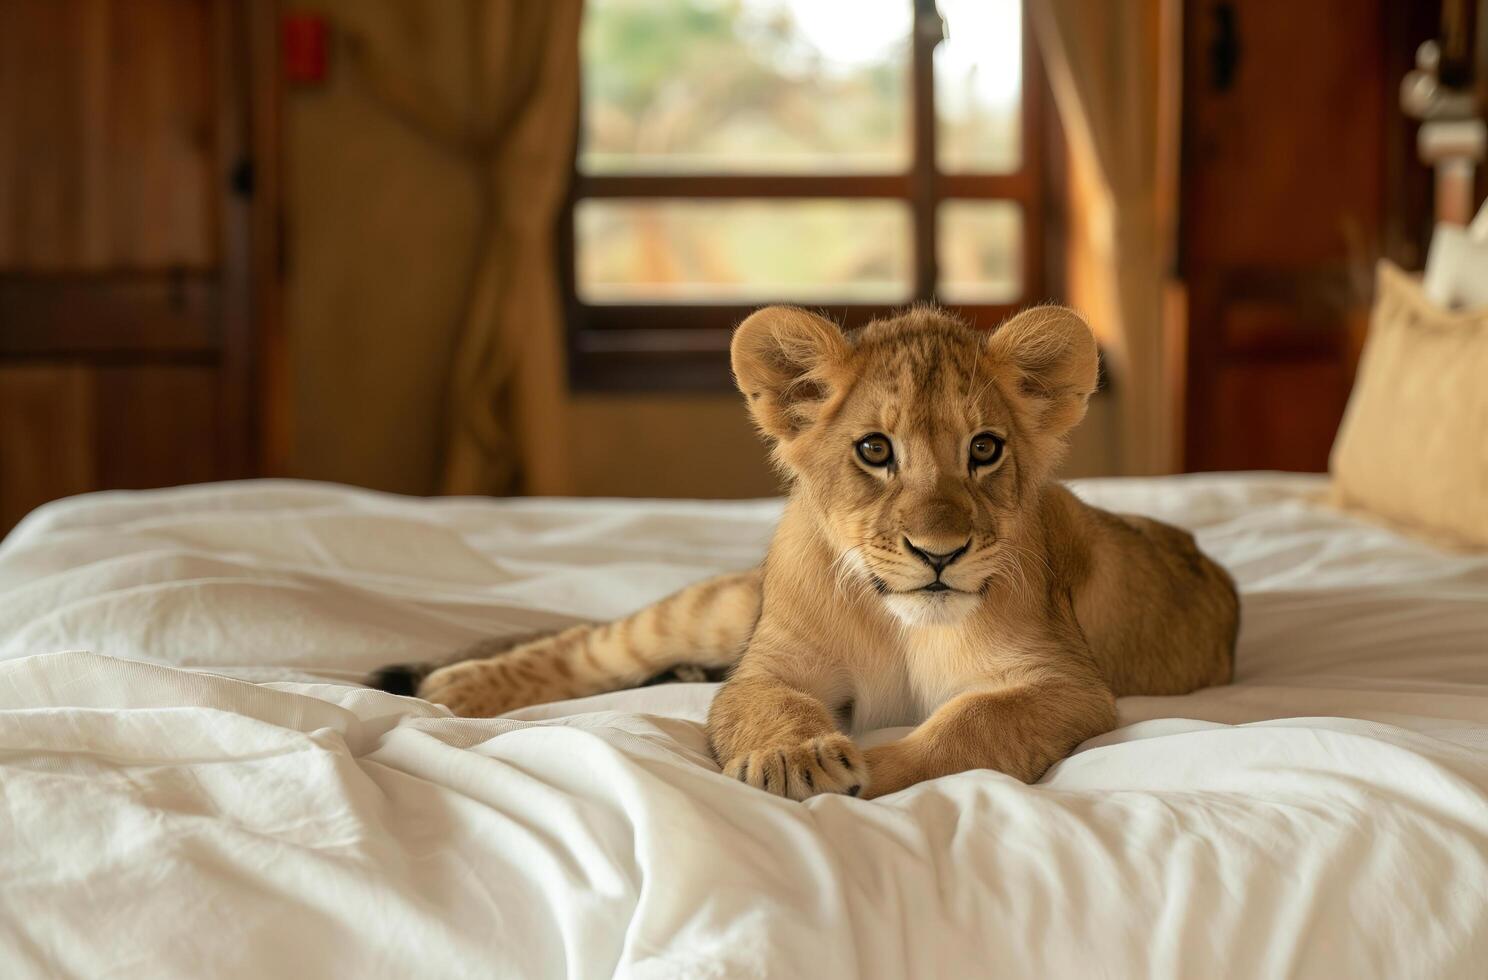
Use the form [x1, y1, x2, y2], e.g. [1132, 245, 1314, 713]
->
[567, 0, 1042, 388]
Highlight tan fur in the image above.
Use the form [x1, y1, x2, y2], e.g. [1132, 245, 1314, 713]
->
[414, 305, 1238, 799]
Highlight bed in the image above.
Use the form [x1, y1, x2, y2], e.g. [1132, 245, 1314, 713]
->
[1, 473, 1486, 978]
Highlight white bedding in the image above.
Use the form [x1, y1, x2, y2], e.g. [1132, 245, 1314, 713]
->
[1, 474, 1486, 978]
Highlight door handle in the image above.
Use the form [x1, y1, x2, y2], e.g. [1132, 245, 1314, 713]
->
[1209, 3, 1240, 92]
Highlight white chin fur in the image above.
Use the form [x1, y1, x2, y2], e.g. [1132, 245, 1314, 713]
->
[883, 591, 979, 628]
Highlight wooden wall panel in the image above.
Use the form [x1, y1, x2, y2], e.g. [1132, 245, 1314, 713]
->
[1207, 361, 1354, 473]
[1181, 0, 1385, 270]
[1179, 0, 1432, 473]
[0, 365, 223, 530]
[94, 365, 220, 489]
[0, 0, 216, 270]
[0, 0, 270, 536]
[0, 365, 95, 529]
[0, 276, 217, 355]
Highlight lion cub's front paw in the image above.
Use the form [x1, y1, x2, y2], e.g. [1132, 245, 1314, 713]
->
[418, 660, 522, 718]
[723, 733, 867, 801]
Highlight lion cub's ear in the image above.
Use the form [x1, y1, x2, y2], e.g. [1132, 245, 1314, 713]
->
[731, 306, 851, 440]
[984, 305, 1098, 435]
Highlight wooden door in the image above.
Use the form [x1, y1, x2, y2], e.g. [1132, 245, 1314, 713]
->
[1178, 0, 1436, 472]
[0, 0, 272, 533]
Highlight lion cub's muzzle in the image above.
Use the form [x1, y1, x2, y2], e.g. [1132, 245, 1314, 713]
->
[903, 536, 970, 581]
[865, 532, 984, 626]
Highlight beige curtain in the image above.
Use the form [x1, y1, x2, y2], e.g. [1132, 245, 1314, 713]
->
[1031, 0, 1182, 475]
[343, 0, 580, 496]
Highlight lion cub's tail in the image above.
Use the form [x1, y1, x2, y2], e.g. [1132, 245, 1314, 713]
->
[368, 568, 762, 711]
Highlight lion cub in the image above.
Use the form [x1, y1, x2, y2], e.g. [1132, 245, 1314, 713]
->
[393, 305, 1238, 799]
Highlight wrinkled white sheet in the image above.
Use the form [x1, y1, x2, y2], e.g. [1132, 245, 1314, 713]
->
[1, 474, 1486, 978]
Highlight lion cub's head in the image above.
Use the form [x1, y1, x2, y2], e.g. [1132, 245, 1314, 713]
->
[732, 304, 1098, 627]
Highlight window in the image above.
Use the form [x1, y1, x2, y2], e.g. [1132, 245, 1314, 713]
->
[565, 0, 1048, 389]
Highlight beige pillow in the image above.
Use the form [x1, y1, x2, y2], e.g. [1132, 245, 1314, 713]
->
[1330, 260, 1488, 548]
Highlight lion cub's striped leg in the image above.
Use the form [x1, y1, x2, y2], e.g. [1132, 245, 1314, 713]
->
[417, 569, 762, 717]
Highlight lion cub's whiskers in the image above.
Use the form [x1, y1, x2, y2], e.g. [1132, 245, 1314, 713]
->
[982, 547, 1035, 601]
[829, 546, 875, 604]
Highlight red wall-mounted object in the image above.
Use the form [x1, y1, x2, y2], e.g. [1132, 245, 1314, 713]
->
[282, 13, 329, 85]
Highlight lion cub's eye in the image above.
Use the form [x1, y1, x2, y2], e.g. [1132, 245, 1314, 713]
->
[969, 432, 1005, 467]
[855, 433, 894, 467]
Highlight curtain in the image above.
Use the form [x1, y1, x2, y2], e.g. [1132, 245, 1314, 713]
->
[344, 0, 581, 495]
[1030, 0, 1181, 475]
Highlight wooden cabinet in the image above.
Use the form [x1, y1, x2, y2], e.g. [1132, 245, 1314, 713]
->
[1178, 0, 1437, 472]
[0, 0, 275, 532]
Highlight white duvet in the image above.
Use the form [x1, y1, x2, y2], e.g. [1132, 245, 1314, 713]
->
[1, 474, 1486, 978]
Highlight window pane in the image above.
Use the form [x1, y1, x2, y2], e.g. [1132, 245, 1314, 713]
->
[577, 199, 913, 303]
[581, 0, 911, 174]
[937, 201, 1022, 302]
[935, 0, 1022, 173]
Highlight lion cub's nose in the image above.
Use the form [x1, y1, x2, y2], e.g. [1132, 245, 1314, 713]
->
[903, 537, 970, 572]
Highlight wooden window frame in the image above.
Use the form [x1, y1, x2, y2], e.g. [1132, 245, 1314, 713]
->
[563, 0, 1051, 391]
